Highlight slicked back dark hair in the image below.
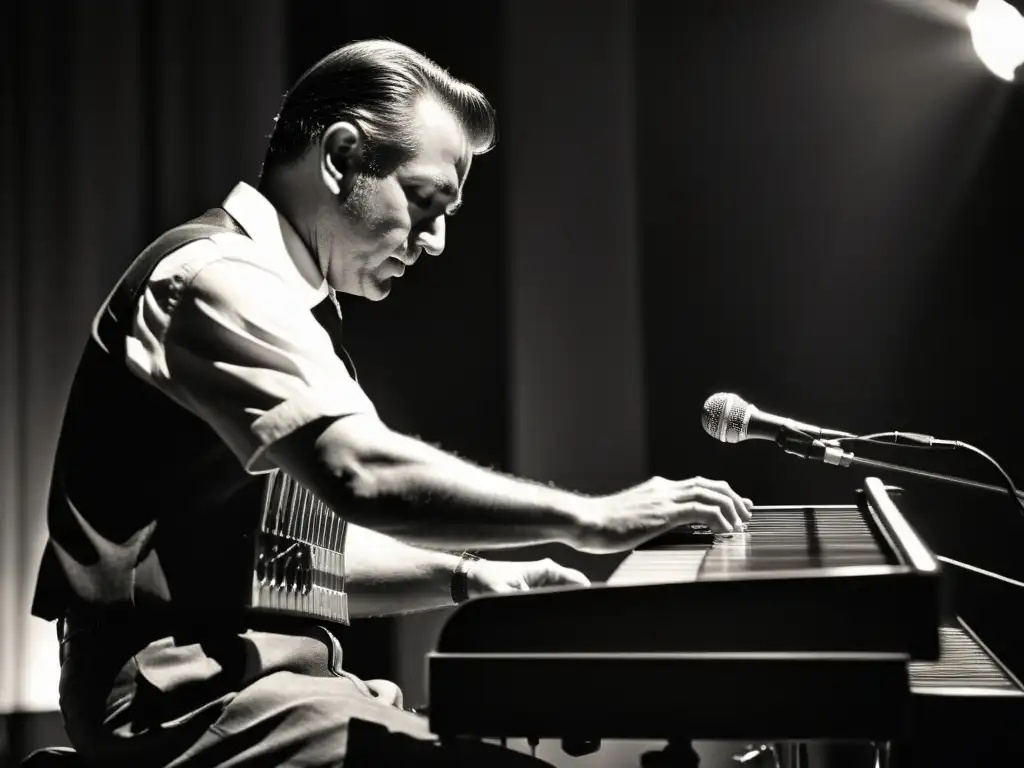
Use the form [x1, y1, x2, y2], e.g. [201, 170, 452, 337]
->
[263, 39, 497, 177]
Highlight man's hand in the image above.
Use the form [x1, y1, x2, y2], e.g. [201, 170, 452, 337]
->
[466, 557, 591, 598]
[574, 476, 753, 555]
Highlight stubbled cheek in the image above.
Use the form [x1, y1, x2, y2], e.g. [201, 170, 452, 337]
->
[365, 218, 410, 246]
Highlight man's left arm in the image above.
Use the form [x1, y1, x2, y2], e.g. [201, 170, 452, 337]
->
[344, 524, 590, 617]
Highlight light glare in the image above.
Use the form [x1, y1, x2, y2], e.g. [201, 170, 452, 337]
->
[968, 0, 1024, 80]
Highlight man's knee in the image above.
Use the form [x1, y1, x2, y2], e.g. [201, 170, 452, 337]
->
[198, 673, 428, 765]
[238, 673, 431, 738]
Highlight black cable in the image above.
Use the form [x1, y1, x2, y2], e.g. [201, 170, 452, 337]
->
[827, 432, 1024, 519]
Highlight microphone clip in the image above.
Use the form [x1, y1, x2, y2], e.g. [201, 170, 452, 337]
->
[776, 430, 854, 467]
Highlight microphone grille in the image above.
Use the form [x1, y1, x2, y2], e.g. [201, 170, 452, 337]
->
[701, 392, 750, 443]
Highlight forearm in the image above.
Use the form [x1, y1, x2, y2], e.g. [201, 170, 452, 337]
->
[273, 415, 591, 551]
[349, 435, 587, 549]
[343, 524, 463, 617]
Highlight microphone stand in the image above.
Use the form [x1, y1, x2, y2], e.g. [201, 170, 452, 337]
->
[776, 433, 1024, 502]
[777, 431, 1024, 596]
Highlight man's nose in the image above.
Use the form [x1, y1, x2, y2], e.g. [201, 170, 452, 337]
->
[415, 215, 446, 256]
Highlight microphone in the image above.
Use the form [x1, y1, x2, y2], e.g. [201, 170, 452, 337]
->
[701, 392, 854, 444]
[701, 393, 1024, 510]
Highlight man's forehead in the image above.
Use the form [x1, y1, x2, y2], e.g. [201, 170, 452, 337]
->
[406, 98, 470, 185]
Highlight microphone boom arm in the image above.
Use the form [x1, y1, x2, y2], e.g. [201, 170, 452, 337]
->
[777, 433, 1024, 502]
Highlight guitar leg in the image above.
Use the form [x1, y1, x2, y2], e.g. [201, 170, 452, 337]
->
[777, 742, 809, 768]
[872, 741, 891, 768]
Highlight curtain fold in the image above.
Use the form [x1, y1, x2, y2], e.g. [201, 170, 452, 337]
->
[0, 0, 287, 713]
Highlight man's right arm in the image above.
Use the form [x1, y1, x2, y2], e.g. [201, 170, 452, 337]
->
[134, 245, 751, 555]
[268, 415, 753, 553]
[266, 413, 591, 550]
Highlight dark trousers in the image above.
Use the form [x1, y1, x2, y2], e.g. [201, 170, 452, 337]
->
[56, 620, 549, 767]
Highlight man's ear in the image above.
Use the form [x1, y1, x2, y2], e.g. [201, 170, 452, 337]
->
[320, 121, 363, 197]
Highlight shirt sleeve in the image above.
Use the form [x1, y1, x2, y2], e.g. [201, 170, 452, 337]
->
[124, 236, 378, 474]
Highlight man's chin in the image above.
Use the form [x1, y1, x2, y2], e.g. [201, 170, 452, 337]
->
[363, 278, 393, 302]
[335, 279, 392, 301]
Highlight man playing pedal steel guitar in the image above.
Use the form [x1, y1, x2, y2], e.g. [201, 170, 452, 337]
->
[31, 40, 752, 767]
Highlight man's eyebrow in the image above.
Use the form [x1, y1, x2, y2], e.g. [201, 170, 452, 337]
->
[411, 174, 458, 197]
[410, 174, 463, 214]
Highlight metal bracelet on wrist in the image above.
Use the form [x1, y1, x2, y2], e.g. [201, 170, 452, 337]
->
[450, 552, 481, 605]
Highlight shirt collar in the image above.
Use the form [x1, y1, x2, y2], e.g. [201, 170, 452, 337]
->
[221, 181, 331, 310]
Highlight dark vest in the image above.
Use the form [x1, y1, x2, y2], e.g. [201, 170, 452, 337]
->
[31, 208, 352, 625]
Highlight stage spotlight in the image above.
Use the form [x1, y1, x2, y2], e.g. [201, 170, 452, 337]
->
[967, 0, 1024, 80]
